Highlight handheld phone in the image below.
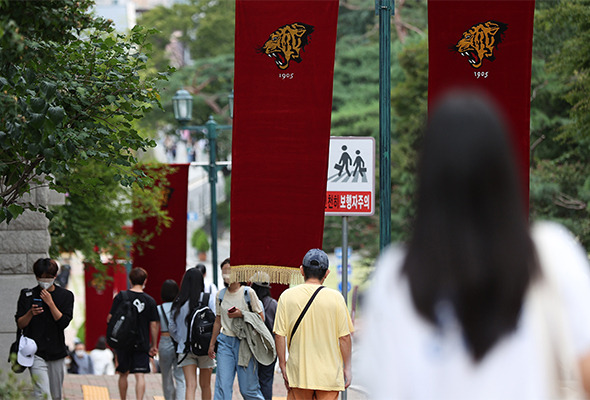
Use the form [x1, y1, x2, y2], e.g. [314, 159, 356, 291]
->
[228, 306, 237, 313]
[33, 298, 43, 307]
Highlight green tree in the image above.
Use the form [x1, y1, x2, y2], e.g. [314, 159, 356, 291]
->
[530, 0, 590, 248]
[138, 0, 235, 71]
[0, 0, 170, 223]
[49, 163, 174, 266]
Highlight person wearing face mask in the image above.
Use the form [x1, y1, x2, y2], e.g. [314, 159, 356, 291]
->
[208, 258, 267, 400]
[15, 258, 74, 400]
[72, 341, 94, 374]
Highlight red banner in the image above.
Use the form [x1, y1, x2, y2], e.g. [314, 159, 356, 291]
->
[132, 164, 189, 302]
[84, 262, 127, 350]
[428, 0, 535, 198]
[231, 0, 339, 284]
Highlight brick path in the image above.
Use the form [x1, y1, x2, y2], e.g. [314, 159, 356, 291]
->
[62, 372, 368, 400]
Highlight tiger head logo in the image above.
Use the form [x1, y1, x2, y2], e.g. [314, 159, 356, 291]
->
[259, 23, 314, 70]
[454, 20, 508, 69]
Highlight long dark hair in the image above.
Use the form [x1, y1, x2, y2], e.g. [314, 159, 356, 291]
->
[402, 91, 538, 362]
[171, 268, 205, 322]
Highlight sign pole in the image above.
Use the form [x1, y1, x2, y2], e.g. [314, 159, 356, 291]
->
[341, 216, 349, 306]
[341, 216, 348, 398]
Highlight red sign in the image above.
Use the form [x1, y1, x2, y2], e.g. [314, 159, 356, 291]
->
[325, 192, 372, 213]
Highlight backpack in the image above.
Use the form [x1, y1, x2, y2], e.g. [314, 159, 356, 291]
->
[106, 291, 138, 349]
[184, 293, 215, 357]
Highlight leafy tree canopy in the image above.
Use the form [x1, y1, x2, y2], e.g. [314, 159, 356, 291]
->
[0, 0, 170, 223]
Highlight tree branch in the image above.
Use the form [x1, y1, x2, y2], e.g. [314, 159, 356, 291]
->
[553, 192, 587, 210]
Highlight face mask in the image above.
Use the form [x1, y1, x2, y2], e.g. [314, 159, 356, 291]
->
[37, 279, 55, 290]
[222, 273, 231, 283]
[75, 350, 86, 358]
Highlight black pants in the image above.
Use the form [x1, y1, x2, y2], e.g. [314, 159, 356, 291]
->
[257, 358, 276, 400]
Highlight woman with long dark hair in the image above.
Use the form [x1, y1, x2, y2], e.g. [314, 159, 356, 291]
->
[169, 268, 216, 400]
[359, 91, 590, 399]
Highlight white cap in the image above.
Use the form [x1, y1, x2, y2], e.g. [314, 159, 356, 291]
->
[249, 271, 271, 287]
[18, 336, 37, 367]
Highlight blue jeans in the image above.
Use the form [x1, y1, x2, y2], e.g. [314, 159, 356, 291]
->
[159, 335, 186, 400]
[214, 333, 264, 400]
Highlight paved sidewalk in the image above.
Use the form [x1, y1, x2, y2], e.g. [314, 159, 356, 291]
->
[62, 372, 369, 400]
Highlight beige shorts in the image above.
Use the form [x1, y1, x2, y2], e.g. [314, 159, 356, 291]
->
[177, 353, 215, 369]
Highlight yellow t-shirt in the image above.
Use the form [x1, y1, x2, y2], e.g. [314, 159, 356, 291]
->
[273, 284, 354, 391]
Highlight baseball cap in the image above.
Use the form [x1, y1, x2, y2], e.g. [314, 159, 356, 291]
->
[250, 271, 271, 287]
[302, 248, 329, 270]
[18, 336, 37, 367]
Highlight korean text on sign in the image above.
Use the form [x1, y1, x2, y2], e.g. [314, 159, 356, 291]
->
[325, 192, 371, 213]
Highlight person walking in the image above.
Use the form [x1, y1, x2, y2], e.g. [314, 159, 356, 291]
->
[89, 336, 115, 375]
[208, 258, 266, 400]
[250, 273, 278, 400]
[169, 268, 216, 400]
[107, 267, 159, 400]
[358, 91, 590, 399]
[158, 279, 186, 400]
[15, 258, 74, 400]
[274, 249, 354, 400]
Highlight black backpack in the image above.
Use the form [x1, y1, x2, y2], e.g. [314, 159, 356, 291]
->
[184, 293, 215, 357]
[106, 291, 138, 349]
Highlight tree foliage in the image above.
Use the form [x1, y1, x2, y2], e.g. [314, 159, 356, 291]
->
[530, 0, 590, 248]
[49, 163, 174, 265]
[0, 0, 170, 223]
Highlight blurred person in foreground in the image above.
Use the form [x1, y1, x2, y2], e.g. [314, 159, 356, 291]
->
[358, 90, 590, 399]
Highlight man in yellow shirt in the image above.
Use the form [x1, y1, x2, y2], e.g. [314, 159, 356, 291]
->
[274, 249, 353, 400]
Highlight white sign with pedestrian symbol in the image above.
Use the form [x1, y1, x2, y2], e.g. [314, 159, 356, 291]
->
[325, 137, 375, 216]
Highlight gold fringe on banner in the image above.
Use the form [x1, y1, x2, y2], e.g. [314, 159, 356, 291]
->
[231, 265, 303, 286]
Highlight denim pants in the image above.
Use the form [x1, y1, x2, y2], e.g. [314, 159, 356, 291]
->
[214, 333, 264, 400]
[30, 355, 65, 400]
[159, 335, 186, 400]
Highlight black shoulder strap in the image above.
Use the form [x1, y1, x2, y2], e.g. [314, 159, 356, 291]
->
[200, 292, 211, 309]
[288, 286, 325, 347]
[158, 305, 169, 329]
[244, 286, 253, 312]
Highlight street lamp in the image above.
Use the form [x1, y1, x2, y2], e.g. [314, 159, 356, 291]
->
[172, 89, 233, 287]
[172, 89, 193, 123]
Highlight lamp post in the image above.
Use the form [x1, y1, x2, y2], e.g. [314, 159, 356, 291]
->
[172, 89, 233, 287]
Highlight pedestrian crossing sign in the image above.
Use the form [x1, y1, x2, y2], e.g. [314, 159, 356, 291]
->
[325, 136, 375, 216]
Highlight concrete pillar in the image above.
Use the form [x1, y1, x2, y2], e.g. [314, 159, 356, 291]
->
[0, 186, 64, 371]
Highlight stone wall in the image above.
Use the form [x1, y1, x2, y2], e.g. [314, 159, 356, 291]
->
[0, 186, 64, 372]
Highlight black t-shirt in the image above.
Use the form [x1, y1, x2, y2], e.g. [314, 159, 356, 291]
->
[15, 285, 74, 361]
[109, 290, 158, 352]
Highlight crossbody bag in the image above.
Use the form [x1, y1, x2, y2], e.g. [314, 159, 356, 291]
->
[288, 286, 325, 348]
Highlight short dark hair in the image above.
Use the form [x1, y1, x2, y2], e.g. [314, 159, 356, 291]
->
[129, 267, 148, 286]
[220, 258, 230, 268]
[95, 336, 107, 350]
[160, 279, 179, 302]
[302, 265, 327, 281]
[195, 263, 207, 276]
[33, 258, 58, 278]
